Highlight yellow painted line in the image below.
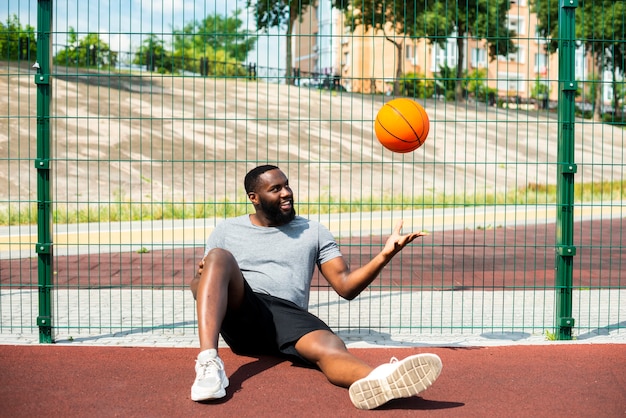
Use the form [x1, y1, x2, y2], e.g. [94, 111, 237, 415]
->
[1, 204, 621, 254]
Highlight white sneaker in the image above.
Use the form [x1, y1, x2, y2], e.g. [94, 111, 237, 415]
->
[349, 353, 442, 410]
[191, 349, 229, 401]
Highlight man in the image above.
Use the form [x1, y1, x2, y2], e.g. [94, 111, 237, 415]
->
[190, 165, 442, 410]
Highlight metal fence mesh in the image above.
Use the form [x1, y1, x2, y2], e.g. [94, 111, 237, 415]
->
[0, 0, 624, 344]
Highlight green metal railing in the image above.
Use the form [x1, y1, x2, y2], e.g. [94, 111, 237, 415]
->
[555, 0, 576, 340]
[35, 0, 53, 343]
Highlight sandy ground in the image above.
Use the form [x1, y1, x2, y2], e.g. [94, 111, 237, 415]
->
[0, 61, 624, 207]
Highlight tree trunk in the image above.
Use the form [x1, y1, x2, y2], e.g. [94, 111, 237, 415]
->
[594, 53, 603, 121]
[612, 65, 620, 118]
[455, 36, 465, 102]
[394, 39, 403, 96]
[286, 7, 296, 85]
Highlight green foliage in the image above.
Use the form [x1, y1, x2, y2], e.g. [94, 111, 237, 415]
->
[0, 14, 37, 61]
[544, 330, 557, 341]
[338, 0, 427, 37]
[245, 0, 315, 83]
[171, 10, 256, 76]
[53, 28, 117, 68]
[133, 34, 173, 73]
[611, 81, 626, 110]
[530, 77, 551, 100]
[196, 11, 256, 62]
[422, 0, 515, 101]
[336, 1, 430, 94]
[400, 72, 435, 99]
[464, 68, 497, 103]
[532, 0, 626, 118]
[0, 204, 37, 225]
[1, 179, 624, 226]
[338, 1, 514, 100]
[434, 64, 457, 100]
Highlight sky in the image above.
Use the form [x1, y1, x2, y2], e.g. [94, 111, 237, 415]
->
[2, 0, 284, 70]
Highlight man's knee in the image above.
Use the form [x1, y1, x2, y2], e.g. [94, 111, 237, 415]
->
[191, 248, 245, 302]
[190, 248, 236, 298]
[296, 330, 347, 360]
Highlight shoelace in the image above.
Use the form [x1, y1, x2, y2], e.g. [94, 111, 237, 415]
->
[196, 358, 221, 379]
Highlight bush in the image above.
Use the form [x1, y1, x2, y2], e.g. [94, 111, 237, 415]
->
[400, 72, 435, 99]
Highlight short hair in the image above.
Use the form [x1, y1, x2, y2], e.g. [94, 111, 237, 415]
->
[244, 165, 280, 194]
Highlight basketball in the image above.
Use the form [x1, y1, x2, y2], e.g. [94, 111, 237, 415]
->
[374, 98, 430, 153]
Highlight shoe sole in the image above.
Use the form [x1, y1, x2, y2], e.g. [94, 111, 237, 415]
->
[349, 353, 442, 410]
[191, 377, 229, 402]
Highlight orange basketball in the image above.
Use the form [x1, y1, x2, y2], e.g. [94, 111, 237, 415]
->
[374, 98, 430, 153]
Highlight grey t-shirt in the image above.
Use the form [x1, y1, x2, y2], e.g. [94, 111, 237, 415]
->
[204, 215, 342, 309]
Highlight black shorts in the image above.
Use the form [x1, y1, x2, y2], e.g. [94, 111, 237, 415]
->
[220, 280, 333, 366]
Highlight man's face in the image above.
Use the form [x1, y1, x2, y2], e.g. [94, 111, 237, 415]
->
[251, 169, 295, 225]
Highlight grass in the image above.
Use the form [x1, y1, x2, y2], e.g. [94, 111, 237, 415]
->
[0, 179, 624, 226]
[544, 330, 558, 341]
[544, 329, 577, 341]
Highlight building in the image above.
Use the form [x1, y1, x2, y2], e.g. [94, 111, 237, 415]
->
[294, 1, 595, 107]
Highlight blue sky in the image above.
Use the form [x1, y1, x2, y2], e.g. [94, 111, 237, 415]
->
[2, 0, 283, 69]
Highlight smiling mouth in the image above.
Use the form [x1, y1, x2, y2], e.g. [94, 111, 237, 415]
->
[280, 200, 293, 210]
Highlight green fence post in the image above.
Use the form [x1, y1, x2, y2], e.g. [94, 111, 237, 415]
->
[35, 0, 54, 343]
[555, 0, 577, 340]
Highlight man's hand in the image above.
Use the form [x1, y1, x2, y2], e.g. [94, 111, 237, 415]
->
[196, 258, 205, 279]
[319, 219, 429, 300]
[382, 220, 429, 257]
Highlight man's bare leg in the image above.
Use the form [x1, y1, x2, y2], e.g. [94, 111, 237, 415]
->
[190, 248, 245, 401]
[294, 329, 373, 387]
[295, 329, 442, 410]
[191, 248, 246, 351]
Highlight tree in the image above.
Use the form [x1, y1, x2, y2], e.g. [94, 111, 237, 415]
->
[0, 14, 37, 61]
[246, 0, 315, 85]
[530, 76, 551, 109]
[334, 0, 429, 95]
[400, 72, 435, 99]
[134, 34, 171, 73]
[172, 9, 256, 76]
[422, 0, 515, 101]
[435, 64, 457, 101]
[610, 79, 626, 118]
[53, 28, 116, 68]
[465, 68, 497, 104]
[532, 0, 626, 121]
[196, 10, 257, 62]
[335, 1, 515, 100]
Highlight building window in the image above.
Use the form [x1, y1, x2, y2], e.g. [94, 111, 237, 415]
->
[342, 51, 350, 69]
[575, 45, 587, 80]
[507, 15, 526, 36]
[431, 37, 458, 72]
[534, 53, 548, 74]
[471, 48, 487, 68]
[534, 25, 548, 44]
[498, 45, 525, 64]
[405, 43, 418, 66]
[512, 45, 525, 64]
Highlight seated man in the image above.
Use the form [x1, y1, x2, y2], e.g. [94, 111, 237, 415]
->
[190, 165, 442, 410]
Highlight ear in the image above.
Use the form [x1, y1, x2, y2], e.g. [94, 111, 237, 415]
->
[247, 192, 258, 204]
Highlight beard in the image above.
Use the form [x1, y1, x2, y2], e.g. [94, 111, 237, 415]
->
[259, 197, 296, 225]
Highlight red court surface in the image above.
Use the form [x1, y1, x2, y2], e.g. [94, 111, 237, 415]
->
[1, 344, 625, 417]
[2, 219, 623, 290]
